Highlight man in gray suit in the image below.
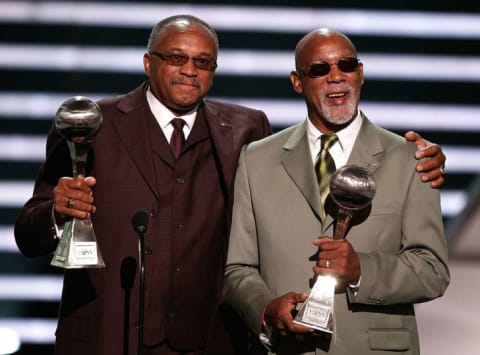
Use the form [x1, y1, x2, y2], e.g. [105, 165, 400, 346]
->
[223, 28, 450, 354]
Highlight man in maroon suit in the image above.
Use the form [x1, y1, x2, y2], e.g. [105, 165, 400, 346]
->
[14, 14, 445, 355]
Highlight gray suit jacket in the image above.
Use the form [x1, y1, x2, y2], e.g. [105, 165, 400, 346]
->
[223, 114, 449, 354]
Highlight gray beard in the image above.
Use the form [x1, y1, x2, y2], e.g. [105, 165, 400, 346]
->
[320, 84, 358, 126]
[321, 98, 357, 126]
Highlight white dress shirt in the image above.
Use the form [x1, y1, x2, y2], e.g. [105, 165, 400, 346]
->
[306, 110, 363, 168]
[146, 87, 197, 141]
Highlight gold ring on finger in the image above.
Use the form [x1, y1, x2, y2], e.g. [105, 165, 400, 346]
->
[66, 198, 75, 208]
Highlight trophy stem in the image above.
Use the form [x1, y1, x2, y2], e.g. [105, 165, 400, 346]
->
[333, 208, 353, 240]
[67, 141, 89, 177]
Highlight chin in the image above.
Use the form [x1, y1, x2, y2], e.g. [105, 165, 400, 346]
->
[170, 103, 198, 115]
[323, 105, 357, 126]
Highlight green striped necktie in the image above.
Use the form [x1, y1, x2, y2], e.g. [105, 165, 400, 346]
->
[315, 134, 338, 218]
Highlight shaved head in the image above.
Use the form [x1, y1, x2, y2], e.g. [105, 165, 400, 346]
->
[295, 28, 357, 69]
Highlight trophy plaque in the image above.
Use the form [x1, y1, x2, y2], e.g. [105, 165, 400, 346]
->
[294, 164, 376, 333]
[50, 96, 105, 269]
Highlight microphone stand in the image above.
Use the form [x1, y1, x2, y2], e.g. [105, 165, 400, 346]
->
[132, 210, 149, 355]
[121, 257, 137, 355]
[137, 228, 145, 355]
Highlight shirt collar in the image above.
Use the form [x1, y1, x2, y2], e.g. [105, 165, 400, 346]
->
[146, 86, 197, 131]
[306, 110, 363, 160]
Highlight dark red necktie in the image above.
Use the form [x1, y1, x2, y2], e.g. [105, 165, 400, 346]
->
[170, 118, 185, 158]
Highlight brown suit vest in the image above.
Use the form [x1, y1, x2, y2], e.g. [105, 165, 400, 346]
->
[143, 110, 227, 351]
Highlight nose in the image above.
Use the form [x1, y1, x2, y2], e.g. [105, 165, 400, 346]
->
[326, 63, 345, 83]
[179, 58, 198, 76]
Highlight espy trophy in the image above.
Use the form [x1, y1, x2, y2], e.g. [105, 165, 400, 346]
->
[294, 164, 376, 333]
[50, 96, 105, 269]
[330, 164, 376, 240]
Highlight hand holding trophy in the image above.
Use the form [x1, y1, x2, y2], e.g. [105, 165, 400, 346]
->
[294, 164, 376, 333]
[50, 96, 105, 269]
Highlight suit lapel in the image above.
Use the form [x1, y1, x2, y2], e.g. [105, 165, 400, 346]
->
[111, 84, 161, 200]
[347, 113, 384, 174]
[203, 102, 235, 195]
[281, 123, 324, 221]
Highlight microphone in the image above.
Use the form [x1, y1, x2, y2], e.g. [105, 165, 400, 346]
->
[132, 210, 149, 355]
[132, 210, 149, 235]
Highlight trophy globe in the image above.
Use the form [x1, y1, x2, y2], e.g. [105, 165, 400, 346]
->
[329, 164, 376, 240]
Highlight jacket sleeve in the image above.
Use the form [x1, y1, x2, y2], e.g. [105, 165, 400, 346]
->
[14, 125, 72, 257]
[223, 146, 276, 337]
[348, 143, 450, 306]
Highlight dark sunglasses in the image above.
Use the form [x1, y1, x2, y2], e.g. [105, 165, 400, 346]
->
[150, 51, 217, 71]
[299, 58, 360, 78]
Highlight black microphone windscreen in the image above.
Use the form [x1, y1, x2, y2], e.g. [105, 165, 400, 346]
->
[132, 210, 149, 234]
[120, 256, 137, 290]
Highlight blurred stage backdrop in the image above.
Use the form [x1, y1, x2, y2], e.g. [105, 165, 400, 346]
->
[0, 1, 479, 354]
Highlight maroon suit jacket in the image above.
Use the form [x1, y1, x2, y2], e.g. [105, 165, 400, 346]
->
[14, 82, 272, 355]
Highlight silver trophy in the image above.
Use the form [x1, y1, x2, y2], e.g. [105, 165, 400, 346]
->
[330, 164, 376, 240]
[50, 96, 105, 269]
[295, 164, 376, 333]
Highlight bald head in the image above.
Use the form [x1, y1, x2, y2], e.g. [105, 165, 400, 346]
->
[295, 28, 357, 69]
[147, 14, 219, 52]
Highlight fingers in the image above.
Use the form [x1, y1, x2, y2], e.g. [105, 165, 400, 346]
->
[287, 320, 314, 335]
[265, 293, 313, 336]
[405, 130, 429, 147]
[312, 238, 340, 275]
[405, 131, 446, 188]
[418, 164, 445, 188]
[312, 237, 338, 250]
[414, 143, 446, 188]
[312, 238, 361, 283]
[83, 176, 97, 187]
[415, 143, 445, 163]
[53, 177, 96, 219]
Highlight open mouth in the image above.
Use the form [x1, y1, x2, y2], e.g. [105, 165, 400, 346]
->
[327, 92, 347, 99]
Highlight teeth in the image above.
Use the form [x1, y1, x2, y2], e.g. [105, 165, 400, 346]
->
[328, 92, 345, 98]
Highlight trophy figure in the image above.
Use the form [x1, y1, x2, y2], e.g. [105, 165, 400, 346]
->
[50, 96, 105, 269]
[295, 164, 376, 333]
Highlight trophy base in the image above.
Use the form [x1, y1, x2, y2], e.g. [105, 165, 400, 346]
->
[293, 275, 335, 334]
[51, 218, 105, 269]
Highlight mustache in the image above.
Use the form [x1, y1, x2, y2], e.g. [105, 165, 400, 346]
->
[170, 78, 201, 88]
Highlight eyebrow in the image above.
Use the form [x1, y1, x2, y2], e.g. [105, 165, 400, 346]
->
[164, 47, 216, 58]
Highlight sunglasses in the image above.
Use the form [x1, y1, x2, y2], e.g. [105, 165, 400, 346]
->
[150, 51, 217, 72]
[299, 58, 360, 78]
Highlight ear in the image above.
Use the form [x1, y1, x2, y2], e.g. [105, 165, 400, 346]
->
[143, 52, 152, 78]
[358, 62, 365, 86]
[290, 70, 303, 94]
